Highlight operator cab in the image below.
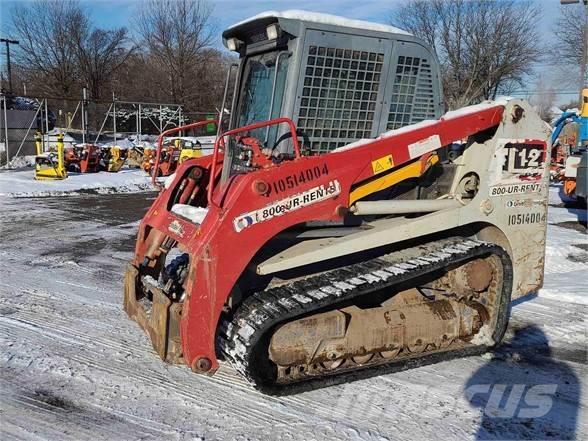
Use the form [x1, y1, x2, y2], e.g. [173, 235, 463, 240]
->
[222, 10, 443, 156]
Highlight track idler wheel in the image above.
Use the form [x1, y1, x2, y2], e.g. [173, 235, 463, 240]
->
[380, 347, 402, 359]
[406, 339, 428, 354]
[321, 358, 346, 370]
[352, 354, 374, 365]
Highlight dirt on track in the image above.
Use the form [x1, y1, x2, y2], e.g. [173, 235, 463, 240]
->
[0, 192, 586, 441]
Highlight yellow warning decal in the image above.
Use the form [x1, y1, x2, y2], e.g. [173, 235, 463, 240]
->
[371, 154, 394, 175]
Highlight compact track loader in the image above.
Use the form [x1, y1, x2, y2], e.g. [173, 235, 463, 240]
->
[124, 11, 550, 393]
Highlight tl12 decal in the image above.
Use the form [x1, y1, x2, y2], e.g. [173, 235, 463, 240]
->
[501, 142, 546, 180]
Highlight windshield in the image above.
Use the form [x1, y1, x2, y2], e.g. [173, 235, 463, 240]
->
[219, 51, 290, 185]
[236, 51, 289, 146]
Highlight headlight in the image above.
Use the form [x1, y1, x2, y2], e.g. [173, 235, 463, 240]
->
[266, 24, 279, 40]
[226, 38, 241, 51]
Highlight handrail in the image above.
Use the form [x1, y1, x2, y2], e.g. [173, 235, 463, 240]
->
[152, 119, 217, 188]
[207, 117, 301, 206]
[264, 51, 291, 144]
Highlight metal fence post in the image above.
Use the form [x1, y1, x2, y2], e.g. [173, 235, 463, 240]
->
[138, 104, 142, 139]
[113, 92, 117, 144]
[2, 95, 9, 165]
[159, 105, 163, 133]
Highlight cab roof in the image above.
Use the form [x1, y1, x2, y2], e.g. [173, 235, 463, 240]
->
[223, 9, 412, 41]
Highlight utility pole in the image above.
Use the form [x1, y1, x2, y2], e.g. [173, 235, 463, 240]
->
[0, 39, 20, 92]
[112, 91, 117, 144]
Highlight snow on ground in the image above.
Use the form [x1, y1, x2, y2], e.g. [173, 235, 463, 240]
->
[0, 168, 154, 197]
[541, 185, 588, 305]
[0, 186, 586, 440]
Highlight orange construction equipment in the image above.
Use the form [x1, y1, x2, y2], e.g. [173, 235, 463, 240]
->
[73, 144, 100, 173]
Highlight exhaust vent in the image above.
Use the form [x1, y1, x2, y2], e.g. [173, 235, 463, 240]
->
[387, 56, 436, 130]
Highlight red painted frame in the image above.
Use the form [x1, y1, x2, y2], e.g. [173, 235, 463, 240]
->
[132, 104, 511, 374]
[207, 117, 301, 206]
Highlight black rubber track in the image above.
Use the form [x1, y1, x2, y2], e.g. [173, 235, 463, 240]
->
[218, 237, 513, 395]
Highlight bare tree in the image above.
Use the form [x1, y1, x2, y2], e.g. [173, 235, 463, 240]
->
[8, 0, 223, 115]
[552, 3, 587, 90]
[392, 0, 543, 109]
[10, 0, 85, 96]
[110, 53, 170, 103]
[73, 25, 136, 100]
[135, 0, 216, 104]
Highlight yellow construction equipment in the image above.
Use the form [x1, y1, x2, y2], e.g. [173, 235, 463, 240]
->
[105, 146, 127, 172]
[34, 132, 67, 180]
[177, 139, 203, 164]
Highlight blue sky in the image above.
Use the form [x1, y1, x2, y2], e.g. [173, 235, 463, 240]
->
[0, 0, 577, 103]
[2, 0, 452, 37]
[88, 0, 449, 33]
[0, 0, 563, 41]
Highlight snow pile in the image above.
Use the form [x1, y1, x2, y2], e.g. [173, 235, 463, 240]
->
[469, 324, 496, 345]
[1, 155, 36, 169]
[229, 10, 412, 36]
[164, 172, 176, 189]
[42, 130, 77, 149]
[97, 138, 135, 149]
[442, 97, 512, 120]
[171, 204, 209, 224]
[0, 169, 156, 197]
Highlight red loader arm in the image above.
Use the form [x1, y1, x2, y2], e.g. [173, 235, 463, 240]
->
[128, 103, 508, 375]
